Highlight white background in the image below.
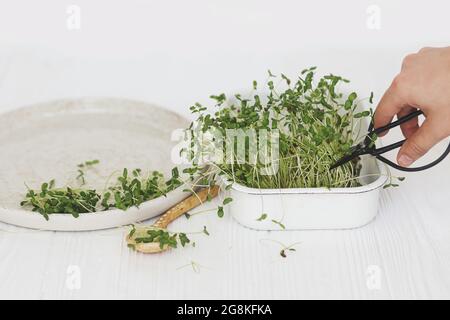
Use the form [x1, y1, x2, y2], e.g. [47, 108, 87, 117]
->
[0, 0, 449, 116]
[0, 0, 449, 300]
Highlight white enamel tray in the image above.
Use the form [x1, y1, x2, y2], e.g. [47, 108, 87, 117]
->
[0, 98, 190, 231]
[226, 157, 388, 230]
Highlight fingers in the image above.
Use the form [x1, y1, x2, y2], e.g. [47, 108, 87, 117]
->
[418, 46, 434, 53]
[397, 106, 419, 138]
[397, 118, 444, 167]
[374, 76, 408, 136]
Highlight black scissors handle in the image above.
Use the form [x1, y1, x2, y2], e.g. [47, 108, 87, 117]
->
[368, 109, 424, 135]
[367, 110, 450, 172]
[331, 109, 450, 171]
[372, 141, 450, 172]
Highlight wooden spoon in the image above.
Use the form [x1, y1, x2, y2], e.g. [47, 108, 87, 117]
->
[126, 185, 220, 253]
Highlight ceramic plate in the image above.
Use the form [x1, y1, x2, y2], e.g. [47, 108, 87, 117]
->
[0, 98, 190, 231]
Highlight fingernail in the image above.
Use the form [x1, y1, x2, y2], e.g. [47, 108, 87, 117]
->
[398, 155, 413, 167]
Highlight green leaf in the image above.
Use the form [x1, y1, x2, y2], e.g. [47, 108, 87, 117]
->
[179, 233, 190, 247]
[129, 225, 136, 238]
[281, 73, 291, 85]
[354, 111, 370, 118]
[85, 159, 100, 166]
[348, 92, 357, 102]
[256, 213, 268, 221]
[222, 197, 233, 206]
[344, 100, 352, 110]
[217, 206, 224, 218]
[171, 167, 179, 179]
[383, 183, 399, 189]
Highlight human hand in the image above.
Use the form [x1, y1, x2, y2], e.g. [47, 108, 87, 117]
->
[374, 46, 450, 167]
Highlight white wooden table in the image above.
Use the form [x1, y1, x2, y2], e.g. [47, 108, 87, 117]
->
[0, 50, 449, 300]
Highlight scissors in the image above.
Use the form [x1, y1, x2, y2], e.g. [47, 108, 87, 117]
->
[330, 110, 450, 172]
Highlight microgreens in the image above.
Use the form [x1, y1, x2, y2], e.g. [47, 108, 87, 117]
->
[21, 162, 183, 220]
[76, 159, 100, 186]
[132, 228, 188, 250]
[20, 180, 100, 220]
[127, 224, 210, 251]
[185, 68, 376, 190]
[271, 219, 286, 230]
[383, 176, 405, 189]
[261, 239, 302, 258]
[102, 167, 182, 211]
[256, 213, 268, 221]
[20, 67, 401, 235]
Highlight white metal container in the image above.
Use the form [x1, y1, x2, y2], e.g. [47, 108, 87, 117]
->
[227, 156, 388, 230]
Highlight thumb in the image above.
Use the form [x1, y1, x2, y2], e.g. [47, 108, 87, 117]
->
[397, 119, 443, 167]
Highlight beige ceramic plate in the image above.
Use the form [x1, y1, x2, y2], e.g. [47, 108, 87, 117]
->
[0, 98, 190, 231]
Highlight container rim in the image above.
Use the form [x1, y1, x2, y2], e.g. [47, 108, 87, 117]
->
[222, 160, 389, 195]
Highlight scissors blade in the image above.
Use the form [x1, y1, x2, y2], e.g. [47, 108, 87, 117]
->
[329, 144, 365, 170]
[330, 154, 358, 170]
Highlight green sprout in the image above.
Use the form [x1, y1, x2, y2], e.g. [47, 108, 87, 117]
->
[185, 68, 376, 190]
[21, 162, 183, 220]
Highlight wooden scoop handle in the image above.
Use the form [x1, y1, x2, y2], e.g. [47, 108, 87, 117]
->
[152, 185, 220, 229]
